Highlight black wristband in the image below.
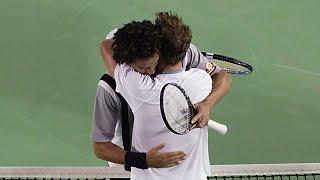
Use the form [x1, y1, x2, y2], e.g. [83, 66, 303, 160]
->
[125, 151, 149, 169]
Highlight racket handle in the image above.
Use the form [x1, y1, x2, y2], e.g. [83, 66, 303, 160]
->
[208, 120, 228, 135]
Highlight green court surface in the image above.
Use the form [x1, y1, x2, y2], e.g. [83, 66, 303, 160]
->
[0, 0, 319, 166]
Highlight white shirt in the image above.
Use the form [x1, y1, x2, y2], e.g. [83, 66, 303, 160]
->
[114, 64, 212, 180]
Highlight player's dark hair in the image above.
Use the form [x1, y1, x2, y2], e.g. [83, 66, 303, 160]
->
[112, 20, 162, 64]
[155, 11, 192, 65]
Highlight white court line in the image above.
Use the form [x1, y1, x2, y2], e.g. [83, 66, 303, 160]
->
[249, 48, 256, 61]
[272, 64, 320, 77]
[249, 48, 264, 83]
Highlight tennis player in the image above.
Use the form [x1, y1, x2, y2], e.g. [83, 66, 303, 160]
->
[112, 19, 210, 180]
[92, 25, 187, 177]
[91, 20, 188, 177]
[92, 12, 231, 179]
[103, 13, 230, 180]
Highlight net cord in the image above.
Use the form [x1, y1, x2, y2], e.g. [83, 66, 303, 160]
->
[1, 164, 320, 179]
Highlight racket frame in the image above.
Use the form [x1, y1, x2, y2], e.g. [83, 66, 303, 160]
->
[201, 52, 253, 75]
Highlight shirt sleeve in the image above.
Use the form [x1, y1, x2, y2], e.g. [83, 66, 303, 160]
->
[185, 43, 221, 75]
[105, 28, 118, 39]
[91, 85, 119, 142]
[114, 64, 157, 112]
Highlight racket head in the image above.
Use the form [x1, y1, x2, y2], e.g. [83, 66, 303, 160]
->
[160, 83, 196, 135]
[202, 52, 253, 75]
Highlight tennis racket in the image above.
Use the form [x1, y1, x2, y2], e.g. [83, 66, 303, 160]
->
[160, 82, 228, 135]
[201, 52, 253, 75]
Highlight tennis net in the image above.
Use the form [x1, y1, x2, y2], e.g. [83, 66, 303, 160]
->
[1, 163, 319, 179]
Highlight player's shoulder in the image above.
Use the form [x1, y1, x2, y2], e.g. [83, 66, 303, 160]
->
[187, 68, 211, 78]
[116, 63, 138, 73]
[186, 68, 212, 85]
[114, 63, 134, 79]
[99, 73, 116, 90]
[115, 63, 158, 96]
[97, 74, 119, 102]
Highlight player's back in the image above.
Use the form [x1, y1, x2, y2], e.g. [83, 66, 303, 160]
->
[115, 64, 212, 180]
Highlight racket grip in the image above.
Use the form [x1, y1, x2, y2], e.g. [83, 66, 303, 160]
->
[208, 120, 228, 135]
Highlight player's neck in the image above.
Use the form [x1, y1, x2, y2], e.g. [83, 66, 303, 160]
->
[161, 61, 183, 73]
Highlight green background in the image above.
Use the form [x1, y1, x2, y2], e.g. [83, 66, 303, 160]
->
[0, 0, 319, 166]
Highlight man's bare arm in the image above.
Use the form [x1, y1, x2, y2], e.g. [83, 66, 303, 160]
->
[93, 142, 126, 164]
[207, 70, 232, 108]
[93, 142, 185, 168]
[100, 39, 116, 78]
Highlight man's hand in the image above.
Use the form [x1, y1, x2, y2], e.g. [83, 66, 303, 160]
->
[146, 143, 186, 168]
[191, 100, 212, 128]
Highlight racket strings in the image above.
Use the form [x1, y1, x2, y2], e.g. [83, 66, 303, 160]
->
[202, 52, 253, 74]
[215, 61, 251, 74]
[163, 85, 193, 134]
[165, 90, 190, 127]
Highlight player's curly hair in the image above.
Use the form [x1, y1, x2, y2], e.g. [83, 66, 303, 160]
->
[155, 11, 192, 65]
[112, 20, 162, 64]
